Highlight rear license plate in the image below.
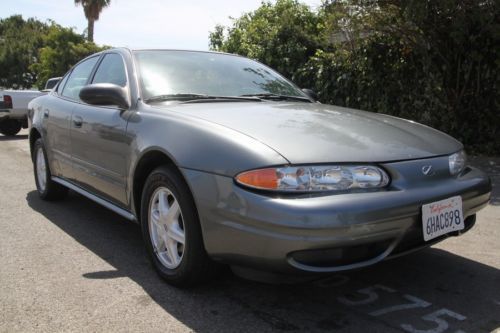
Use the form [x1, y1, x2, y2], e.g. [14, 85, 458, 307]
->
[422, 196, 464, 241]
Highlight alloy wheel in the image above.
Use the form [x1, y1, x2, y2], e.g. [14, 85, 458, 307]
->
[36, 147, 47, 192]
[148, 187, 186, 269]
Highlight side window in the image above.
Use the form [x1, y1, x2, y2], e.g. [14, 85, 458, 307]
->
[62, 56, 99, 101]
[92, 53, 127, 87]
[56, 74, 69, 95]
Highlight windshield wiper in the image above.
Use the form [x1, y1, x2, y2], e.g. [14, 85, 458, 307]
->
[239, 93, 312, 102]
[145, 94, 261, 103]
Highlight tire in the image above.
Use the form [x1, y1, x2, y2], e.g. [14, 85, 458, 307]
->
[140, 165, 216, 287]
[0, 119, 22, 136]
[33, 138, 68, 200]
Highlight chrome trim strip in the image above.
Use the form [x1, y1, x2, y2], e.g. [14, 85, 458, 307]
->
[52, 176, 136, 221]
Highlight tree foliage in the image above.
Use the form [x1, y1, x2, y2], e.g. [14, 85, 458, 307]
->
[210, 0, 500, 154]
[209, 0, 321, 82]
[0, 15, 108, 90]
[31, 24, 107, 88]
[0, 15, 48, 89]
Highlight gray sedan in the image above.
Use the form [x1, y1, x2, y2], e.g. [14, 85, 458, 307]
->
[28, 48, 491, 286]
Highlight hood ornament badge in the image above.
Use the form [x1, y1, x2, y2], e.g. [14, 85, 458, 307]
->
[422, 165, 434, 176]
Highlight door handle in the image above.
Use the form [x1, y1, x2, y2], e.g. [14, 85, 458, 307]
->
[72, 116, 83, 128]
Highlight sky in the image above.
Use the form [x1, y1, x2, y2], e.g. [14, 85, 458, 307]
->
[1, 0, 322, 50]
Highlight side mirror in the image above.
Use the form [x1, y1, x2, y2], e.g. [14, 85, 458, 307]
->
[301, 88, 318, 101]
[79, 83, 130, 109]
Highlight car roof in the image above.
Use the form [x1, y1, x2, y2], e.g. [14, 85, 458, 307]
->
[107, 47, 243, 59]
[69, 48, 245, 78]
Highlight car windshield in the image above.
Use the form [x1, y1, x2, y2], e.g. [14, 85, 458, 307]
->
[133, 50, 307, 102]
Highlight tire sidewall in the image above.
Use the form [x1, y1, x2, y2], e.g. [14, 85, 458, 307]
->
[0, 119, 22, 136]
[33, 139, 50, 198]
[140, 166, 203, 284]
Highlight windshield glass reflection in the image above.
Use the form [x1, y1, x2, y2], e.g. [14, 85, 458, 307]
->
[134, 50, 306, 100]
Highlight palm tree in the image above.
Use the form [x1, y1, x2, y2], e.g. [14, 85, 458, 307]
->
[74, 0, 111, 42]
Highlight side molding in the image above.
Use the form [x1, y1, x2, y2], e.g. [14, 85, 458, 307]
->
[52, 177, 137, 222]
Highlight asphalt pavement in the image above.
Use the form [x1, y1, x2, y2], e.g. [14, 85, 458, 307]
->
[1, 130, 499, 333]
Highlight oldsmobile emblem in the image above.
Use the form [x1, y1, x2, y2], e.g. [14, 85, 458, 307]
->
[422, 165, 434, 176]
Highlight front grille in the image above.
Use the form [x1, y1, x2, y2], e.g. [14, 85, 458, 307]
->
[289, 239, 393, 268]
[288, 214, 476, 269]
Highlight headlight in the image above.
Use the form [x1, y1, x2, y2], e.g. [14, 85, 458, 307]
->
[235, 165, 390, 192]
[449, 150, 467, 175]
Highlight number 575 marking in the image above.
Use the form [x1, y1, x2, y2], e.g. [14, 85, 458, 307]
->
[338, 285, 467, 333]
[401, 309, 466, 333]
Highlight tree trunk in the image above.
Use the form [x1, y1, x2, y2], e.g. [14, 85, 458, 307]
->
[87, 18, 95, 42]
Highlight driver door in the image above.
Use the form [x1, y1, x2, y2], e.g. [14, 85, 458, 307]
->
[70, 53, 132, 207]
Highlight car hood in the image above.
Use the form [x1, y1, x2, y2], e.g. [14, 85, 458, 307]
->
[157, 102, 462, 164]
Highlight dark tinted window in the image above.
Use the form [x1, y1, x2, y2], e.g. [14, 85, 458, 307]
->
[92, 53, 127, 87]
[62, 56, 99, 101]
[45, 78, 60, 90]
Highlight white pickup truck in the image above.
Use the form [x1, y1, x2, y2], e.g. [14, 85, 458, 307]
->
[0, 78, 60, 136]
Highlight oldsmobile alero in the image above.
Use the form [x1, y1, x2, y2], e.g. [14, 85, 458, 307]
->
[28, 48, 492, 286]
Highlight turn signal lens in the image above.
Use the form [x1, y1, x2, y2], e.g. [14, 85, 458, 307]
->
[235, 165, 390, 192]
[236, 168, 279, 190]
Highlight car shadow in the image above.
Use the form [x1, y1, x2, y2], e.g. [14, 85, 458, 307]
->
[0, 134, 28, 141]
[26, 190, 500, 332]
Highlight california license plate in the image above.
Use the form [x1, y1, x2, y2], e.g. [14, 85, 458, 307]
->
[422, 196, 464, 241]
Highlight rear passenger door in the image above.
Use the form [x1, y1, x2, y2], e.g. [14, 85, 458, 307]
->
[45, 56, 99, 180]
[70, 53, 132, 207]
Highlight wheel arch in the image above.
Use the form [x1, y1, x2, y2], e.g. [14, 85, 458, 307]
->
[29, 127, 42, 161]
[131, 148, 197, 223]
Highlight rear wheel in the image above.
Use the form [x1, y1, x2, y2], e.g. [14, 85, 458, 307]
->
[140, 165, 216, 287]
[33, 138, 68, 200]
[0, 119, 22, 136]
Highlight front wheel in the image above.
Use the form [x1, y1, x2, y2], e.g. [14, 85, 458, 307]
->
[33, 138, 68, 200]
[140, 165, 217, 287]
[0, 119, 22, 136]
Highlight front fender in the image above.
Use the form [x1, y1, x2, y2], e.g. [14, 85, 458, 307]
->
[127, 105, 289, 178]
[125, 104, 289, 218]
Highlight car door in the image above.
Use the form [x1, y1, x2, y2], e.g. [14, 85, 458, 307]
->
[70, 53, 132, 207]
[45, 56, 100, 180]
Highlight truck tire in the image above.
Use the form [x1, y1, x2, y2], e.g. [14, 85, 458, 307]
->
[0, 119, 22, 136]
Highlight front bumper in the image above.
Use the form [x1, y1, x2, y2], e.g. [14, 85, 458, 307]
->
[182, 156, 491, 274]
